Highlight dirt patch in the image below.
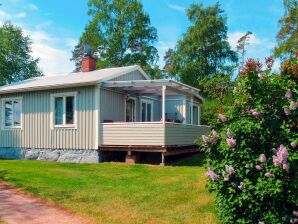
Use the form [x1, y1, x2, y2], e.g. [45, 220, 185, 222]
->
[0, 181, 93, 224]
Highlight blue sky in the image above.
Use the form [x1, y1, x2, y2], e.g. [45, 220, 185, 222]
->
[0, 0, 284, 75]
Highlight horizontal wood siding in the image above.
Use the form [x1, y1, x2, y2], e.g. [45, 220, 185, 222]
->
[111, 70, 146, 81]
[100, 123, 164, 146]
[0, 86, 96, 149]
[165, 123, 210, 145]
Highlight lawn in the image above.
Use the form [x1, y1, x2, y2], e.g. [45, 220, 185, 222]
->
[0, 156, 218, 224]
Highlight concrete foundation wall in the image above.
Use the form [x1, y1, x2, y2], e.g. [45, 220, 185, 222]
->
[0, 148, 100, 163]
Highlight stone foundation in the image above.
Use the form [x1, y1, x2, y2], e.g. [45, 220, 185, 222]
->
[0, 148, 100, 163]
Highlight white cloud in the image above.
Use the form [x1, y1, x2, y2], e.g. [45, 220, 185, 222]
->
[0, 10, 27, 19]
[22, 29, 75, 75]
[27, 3, 38, 11]
[167, 3, 185, 12]
[15, 12, 27, 18]
[65, 38, 78, 48]
[228, 31, 275, 60]
[31, 43, 74, 76]
[228, 32, 262, 49]
[0, 10, 11, 19]
[156, 41, 176, 67]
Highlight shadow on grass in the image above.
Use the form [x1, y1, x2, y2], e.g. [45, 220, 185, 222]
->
[173, 153, 205, 167]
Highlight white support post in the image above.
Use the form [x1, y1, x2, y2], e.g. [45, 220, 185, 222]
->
[183, 96, 186, 124]
[162, 85, 166, 125]
[190, 96, 194, 125]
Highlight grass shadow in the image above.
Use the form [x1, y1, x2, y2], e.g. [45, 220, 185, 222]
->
[173, 153, 205, 167]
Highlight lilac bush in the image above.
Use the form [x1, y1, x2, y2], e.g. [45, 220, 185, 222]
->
[199, 56, 298, 223]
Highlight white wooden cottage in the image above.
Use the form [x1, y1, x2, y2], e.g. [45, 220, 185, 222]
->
[0, 55, 209, 164]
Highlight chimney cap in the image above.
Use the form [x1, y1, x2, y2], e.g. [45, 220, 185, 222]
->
[83, 44, 93, 56]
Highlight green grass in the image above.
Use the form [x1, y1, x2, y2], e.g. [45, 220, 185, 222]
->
[0, 156, 217, 224]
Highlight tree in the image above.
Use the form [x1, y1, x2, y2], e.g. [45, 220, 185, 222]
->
[200, 57, 298, 223]
[0, 22, 42, 86]
[167, 3, 238, 88]
[71, 0, 159, 77]
[236, 31, 252, 69]
[274, 0, 298, 59]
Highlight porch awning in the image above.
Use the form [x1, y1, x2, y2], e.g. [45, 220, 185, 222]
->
[99, 79, 204, 102]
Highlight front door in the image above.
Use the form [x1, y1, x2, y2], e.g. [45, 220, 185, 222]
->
[126, 98, 136, 122]
[141, 100, 153, 122]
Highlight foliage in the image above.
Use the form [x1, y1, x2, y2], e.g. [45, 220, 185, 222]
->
[71, 0, 159, 78]
[236, 31, 253, 69]
[274, 0, 298, 59]
[0, 159, 218, 224]
[199, 56, 298, 223]
[167, 3, 238, 88]
[201, 95, 234, 126]
[0, 22, 42, 86]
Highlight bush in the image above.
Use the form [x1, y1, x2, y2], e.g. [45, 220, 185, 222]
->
[199, 56, 298, 223]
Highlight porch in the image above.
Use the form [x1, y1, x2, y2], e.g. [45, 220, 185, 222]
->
[97, 79, 209, 164]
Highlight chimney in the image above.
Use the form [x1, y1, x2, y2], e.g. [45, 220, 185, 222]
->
[81, 44, 96, 72]
[82, 55, 96, 72]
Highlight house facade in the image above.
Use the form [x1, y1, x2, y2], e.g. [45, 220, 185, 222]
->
[0, 56, 209, 164]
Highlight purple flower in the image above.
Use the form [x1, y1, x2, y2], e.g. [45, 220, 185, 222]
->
[226, 138, 236, 148]
[205, 170, 218, 181]
[273, 155, 283, 166]
[259, 154, 266, 163]
[202, 135, 209, 144]
[218, 114, 227, 123]
[255, 165, 262, 171]
[285, 89, 292, 99]
[284, 108, 291, 115]
[250, 109, 261, 118]
[209, 130, 218, 145]
[238, 182, 244, 190]
[290, 218, 298, 224]
[277, 144, 289, 161]
[293, 211, 298, 217]
[283, 163, 289, 172]
[222, 171, 229, 181]
[291, 141, 297, 149]
[264, 172, 273, 178]
[290, 101, 297, 110]
[225, 165, 236, 174]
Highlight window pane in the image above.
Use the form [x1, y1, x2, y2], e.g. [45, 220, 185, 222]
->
[147, 103, 152, 121]
[55, 97, 63, 125]
[141, 102, 146, 122]
[4, 101, 13, 127]
[13, 100, 21, 126]
[66, 96, 74, 124]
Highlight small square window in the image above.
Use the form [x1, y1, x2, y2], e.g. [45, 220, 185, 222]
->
[2, 98, 22, 129]
[52, 94, 76, 128]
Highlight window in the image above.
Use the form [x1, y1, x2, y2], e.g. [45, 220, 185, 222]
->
[2, 98, 22, 128]
[52, 93, 76, 128]
[141, 100, 153, 122]
[125, 97, 136, 122]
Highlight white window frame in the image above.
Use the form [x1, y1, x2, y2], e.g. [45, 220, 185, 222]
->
[50, 92, 77, 129]
[140, 99, 153, 122]
[124, 96, 137, 122]
[1, 97, 23, 130]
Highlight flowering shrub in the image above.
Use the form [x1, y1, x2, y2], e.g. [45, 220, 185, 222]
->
[200, 56, 298, 224]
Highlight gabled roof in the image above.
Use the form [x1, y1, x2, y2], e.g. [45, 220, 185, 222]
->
[0, 65, 149, 94]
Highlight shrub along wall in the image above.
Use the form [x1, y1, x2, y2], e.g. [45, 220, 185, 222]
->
[199, 56, 298, 224]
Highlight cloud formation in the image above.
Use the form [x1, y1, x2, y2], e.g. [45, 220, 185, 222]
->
[167, 3, 185, 12]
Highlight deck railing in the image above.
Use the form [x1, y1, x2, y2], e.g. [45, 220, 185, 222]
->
[99, 122, 209, 146]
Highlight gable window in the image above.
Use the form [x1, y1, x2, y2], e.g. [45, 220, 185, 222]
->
[2, 98, 22, 129]
[51, 93, 76, 128]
